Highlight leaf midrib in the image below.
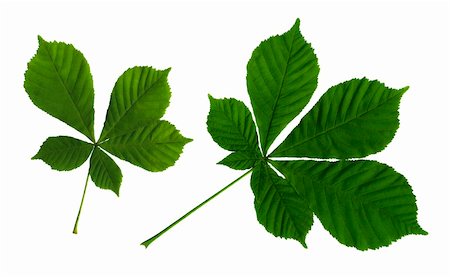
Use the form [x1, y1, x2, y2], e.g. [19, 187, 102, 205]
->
[103, 140, 187, 149]
[272, 92, 402, 155]
[42, 143, 92, 154]
[321, 179, 413, 238]
[264, 164, 305, 242]
[222, 108, 259, 153]
[96, 149, 116, 186]
[42, 42, 93, 141]
[294, 165, 414, 229]
[261, 31, 296, 154]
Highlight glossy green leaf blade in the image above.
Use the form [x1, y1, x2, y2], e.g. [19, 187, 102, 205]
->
[24, 36, 95, 141]
[251, 162, 313, 247]
[207, 95, 260, 153]
[247, 19, 319, 154]
[274, 160, 427, 250]
[271, 79, 408, 158]
[32, 136, 93, 171]
[218, 151, 260, 170]
[100, 120, 191, 172]
[99, 67, 171, 141]
[89, 147, 122, 196]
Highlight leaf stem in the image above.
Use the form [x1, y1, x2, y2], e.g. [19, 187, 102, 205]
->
[72, 170, 90, 234]
[141, 169, 253, 248]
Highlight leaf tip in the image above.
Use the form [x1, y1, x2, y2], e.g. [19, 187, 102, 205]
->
[164, 67, 172, 74]
[415, 225, 428, 236]
[400, 85, 410, 94]
[37, 35, 46, 44]
[180, 135, 193, 146]
[290, 18, 300, 32]
[208, 94, 216, 103]
[216, 159, 226, 166]
[300, 240, 308, 249]
[112, 175, 123, 197]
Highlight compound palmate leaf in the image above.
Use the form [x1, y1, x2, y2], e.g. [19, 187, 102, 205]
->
[187, 18, 426, 252]
[140, 19, 426, 251]
[25, 36, 191, 234]
[273, 160, 427, 250]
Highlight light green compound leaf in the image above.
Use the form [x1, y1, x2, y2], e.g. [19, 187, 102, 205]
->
[273, 160, 427, 250]
[32, 136, 93, 171]
[218, 151, 260, 170]
[89, 147, 122, 196]
[24, 36, 95, 142]
[100, 120, 192, 172]
[99, 66, 171, 142]
[271, 78, 408, 158]
[251, 162, 313, 247]
[25, 37, 192, 234]
[247, 19, 319, 154]
[207, 95, 261, 153]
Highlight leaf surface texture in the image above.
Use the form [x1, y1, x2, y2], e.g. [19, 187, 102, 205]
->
[99, 67, 171, 141]
[247, 19, 319, 154]
[89, 147, 123, 196]
[251, 162, 313, 247]
[274, 160, 427, 250]
[272, 79, 408, 158]
[100, 121, 191, 172]
[207, 96, 260, 153]
[24, 36, 95, 141]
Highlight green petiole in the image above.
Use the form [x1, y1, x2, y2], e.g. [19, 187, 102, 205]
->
[141, 169, 253, 247]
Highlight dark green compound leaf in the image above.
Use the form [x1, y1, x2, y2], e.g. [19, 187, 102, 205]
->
[141, 19, 425, 251]
[273, 160, 427, 250]
[100, 120, 192, 172]
[25, 37, 191, 233]
[89, 147, 122, 196]
[198, 19, 426, 251]
[251, 162, 313, 247]
[247, 19, 319, 154]
[272, 79, 408, 158]
[32, 136, 93, 171]
[24, 36, 95, 142]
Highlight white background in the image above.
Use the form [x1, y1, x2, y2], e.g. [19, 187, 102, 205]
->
[1, 0, 449, 276]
